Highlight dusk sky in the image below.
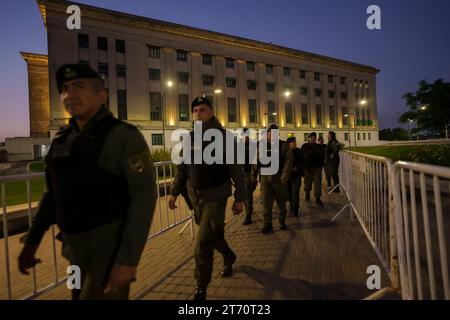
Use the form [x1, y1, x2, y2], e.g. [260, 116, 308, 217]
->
[1, 0, 450, 142]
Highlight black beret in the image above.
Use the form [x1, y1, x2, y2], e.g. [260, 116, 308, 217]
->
[56, 63, 104, 93]
[191, 96, 212, 113]
[267, 124, 279, 132]
[308, 132, 317, 138]
[287, 136, 296, 143]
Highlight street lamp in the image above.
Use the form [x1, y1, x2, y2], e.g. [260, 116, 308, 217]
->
[407, 119, 413, 140]
[415, 104, 428, 140]
[162, 80, 174, 150]
[353, 98, 368, 148]
[344, 113, 354, 149]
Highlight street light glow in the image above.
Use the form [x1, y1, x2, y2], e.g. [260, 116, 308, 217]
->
[214, 89, 222, 94]
[359, 99, 367, 105]
[167, 81, 173, 87]
[284, 90, 291, 97]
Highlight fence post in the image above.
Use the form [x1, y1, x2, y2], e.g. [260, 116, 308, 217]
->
[387, 160, 399, 290]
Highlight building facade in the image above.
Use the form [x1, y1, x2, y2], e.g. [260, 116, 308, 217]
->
[21, 52, 50, 138]
[38, 0, 380, 149]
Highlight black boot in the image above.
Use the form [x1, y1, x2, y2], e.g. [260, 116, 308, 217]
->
[316, 197, 323, 206]
[193, 287, 206, 300]
[242, 214, 252, 225]
[279, 221, 288, 231]
[221, 250, 237, 277]
[261, 224, 274, 234]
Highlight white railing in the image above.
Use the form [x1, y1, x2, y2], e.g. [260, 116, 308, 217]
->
[392, 161, 450, 300]
[0, 161, 193, 300]
[336, 151, 399, 293]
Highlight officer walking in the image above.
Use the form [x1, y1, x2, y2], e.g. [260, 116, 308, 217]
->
[242, 128, 258, 225]
[18, 64, 157, 300]
[318, 136, 331, 189]
[168, 97, 246, 301]
[301, 132, 325, 206]
[326, 131, 341, 192]
[286, 136, 304, 217]
[258, 124, 293, 234]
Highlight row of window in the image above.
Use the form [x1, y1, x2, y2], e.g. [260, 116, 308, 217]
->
[116, 89, 371, 127]
[78, 34, 370, 86]
[78, 34, 125, 53]
[354, 79, 370, 88]
[343, 132, 372, 141]
[92, 62, 363, 99]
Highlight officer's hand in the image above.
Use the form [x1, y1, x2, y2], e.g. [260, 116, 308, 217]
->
[104, 264, 137, 294]
[18, 244, 41, 275]
[168, 195, 178, 210]
[233, 202, 244, 215]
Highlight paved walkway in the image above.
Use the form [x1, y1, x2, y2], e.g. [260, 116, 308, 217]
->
[1, 185, 390, 300]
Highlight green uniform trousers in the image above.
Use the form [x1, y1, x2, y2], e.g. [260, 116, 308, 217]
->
[328, 158, 340, 186]
[304, 167, 323, 199]
[260, 176, 288, 226]
[189, 195, 235, 289]
[244, 173, 257, 219]
[62, 219, 130, 300]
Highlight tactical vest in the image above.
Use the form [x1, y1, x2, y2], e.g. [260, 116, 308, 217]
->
[186, 129, 230, 190]
[46, 116, 130, 234]
[259, 140, 286, 175]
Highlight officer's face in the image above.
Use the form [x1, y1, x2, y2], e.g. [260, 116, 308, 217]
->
[193, 104, 214, 122]
[60, 79, 107, 120]
[289, 141, 297, 149]
[328, 133, 332, 141]
[308, 136, 317, 144]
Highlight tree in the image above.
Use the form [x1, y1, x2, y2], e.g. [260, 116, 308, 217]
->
[399, 79, 450, 137]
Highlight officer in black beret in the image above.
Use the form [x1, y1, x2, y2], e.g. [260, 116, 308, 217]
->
[18, 63, 157, 299]
[169, 96, 246, 300]
[256, 124, 293, 233]
[301, 132, 325, 206]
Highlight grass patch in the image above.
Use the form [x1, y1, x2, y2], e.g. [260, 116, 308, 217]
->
[0, 161, 46, 207]
[0, 179, 46, 207]
[352, 144, 450, 167]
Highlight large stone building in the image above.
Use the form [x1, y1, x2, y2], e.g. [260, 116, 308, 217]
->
[37, 0, 380, 148]
[0, 53, 50, 163]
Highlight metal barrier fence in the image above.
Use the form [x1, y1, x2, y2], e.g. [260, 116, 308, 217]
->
[392, 161, 450, 300]
[0, 161, 192, 300]
[336, 151, 399, 293]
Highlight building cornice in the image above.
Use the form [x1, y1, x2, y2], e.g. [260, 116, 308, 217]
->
[20, 52, 49, 65]
[37, 0, 379, 74]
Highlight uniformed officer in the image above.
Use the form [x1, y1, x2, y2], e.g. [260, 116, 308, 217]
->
[18, 63, 157, 300]
[286, 136, 304, 217]
[168, 97, 246, 301]
[258, 124, 293, 234]
[242, 128, 258, 225]
[318, 136, 331, 189]
[326, 131, 341, 192]
[301, 132, 325, 206]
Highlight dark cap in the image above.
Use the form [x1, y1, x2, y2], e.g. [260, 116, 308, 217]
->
[191, 96, 212, 113]
[56, 63, 104, 93]
[287, 136, 296, 143]
[308, 132, 317, 138]
[267, 124, 279, 132]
